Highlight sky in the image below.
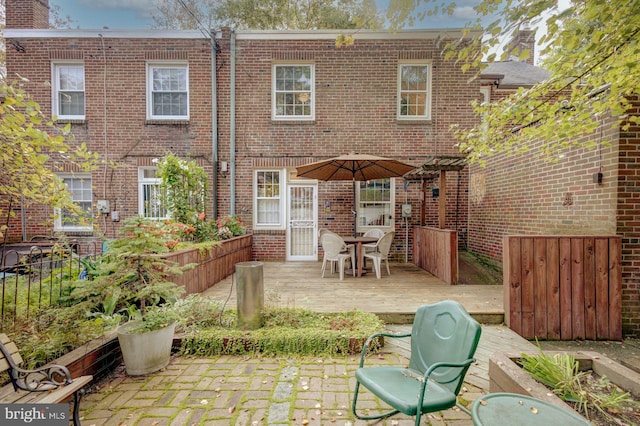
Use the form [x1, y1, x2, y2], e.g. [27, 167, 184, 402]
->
[49, 0, 492, 30]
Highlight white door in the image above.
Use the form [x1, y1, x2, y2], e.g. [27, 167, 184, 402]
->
[287, 184, 317, 261]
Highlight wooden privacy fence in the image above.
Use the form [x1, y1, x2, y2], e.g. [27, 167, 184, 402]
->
[503, 235, 622, 340]
[413, 226, 458, 285]
[164, 234, 252, 295]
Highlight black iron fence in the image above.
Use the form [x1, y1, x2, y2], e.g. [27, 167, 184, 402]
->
[0, 241, 101, 332]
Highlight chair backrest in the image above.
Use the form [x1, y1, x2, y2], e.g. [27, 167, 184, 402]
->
[321, 233, 346, 259]
[375, 231, 395, 256]
[363, 229, 385, 239]
[408, 300, 481, 395]
[318, 228, 330, 241]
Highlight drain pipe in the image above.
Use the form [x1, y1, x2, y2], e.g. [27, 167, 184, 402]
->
[211, 30, 219, 220]
[230, 29, 236, 215]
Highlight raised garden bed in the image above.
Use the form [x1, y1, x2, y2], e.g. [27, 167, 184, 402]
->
[489, 350, 640, 419]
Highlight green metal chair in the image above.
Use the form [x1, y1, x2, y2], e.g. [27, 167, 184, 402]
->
[352, 300, 482, 425]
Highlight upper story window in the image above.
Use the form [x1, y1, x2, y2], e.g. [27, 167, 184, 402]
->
[146, 63, 189, 120]
[138, 168, 168, 219]
[273, 64, 314, 120]
[254, 170, 284, 229]
[357, 178, 394, 233]
[52, 63, 85, 120]
[54, 174, 92, 231]
[398, 62, 432, 120]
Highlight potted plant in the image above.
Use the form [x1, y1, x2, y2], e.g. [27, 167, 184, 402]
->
[73, 216, 191, 375]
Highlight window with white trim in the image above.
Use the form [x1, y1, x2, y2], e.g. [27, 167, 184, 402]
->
[138, 168, 168, 219]
[356, 178, 394, 232]
[54, 175, 92, 231]
[146, 63, 189, 120]
[254, 170, 284, 229]
[52, 63, 85, 119]
[273, 64, 314, 120]
[398, 62, 432, 120]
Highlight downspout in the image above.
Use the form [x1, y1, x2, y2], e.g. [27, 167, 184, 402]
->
[230, 29, 236, 215]
[211, 30, 218, 220]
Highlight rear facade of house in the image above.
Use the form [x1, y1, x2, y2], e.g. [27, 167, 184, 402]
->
[2, 0, 478, 262]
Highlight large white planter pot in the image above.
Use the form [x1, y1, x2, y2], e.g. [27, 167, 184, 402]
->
[117, 321, 176, 375]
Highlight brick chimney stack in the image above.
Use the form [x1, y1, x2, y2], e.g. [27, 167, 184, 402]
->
[507, 28, 536, 65]
[6, 0, 50, 29]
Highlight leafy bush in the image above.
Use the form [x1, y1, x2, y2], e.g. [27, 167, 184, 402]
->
[180, 307, 385, 356]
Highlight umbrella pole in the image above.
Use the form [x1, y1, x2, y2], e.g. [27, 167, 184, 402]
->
[352, 178, 357, 238]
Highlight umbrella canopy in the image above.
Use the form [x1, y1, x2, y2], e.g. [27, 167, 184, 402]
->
[296, 154, 415, 237]
[295, 154, 415, 181]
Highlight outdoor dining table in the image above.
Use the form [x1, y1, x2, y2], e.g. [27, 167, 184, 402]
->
[341, 236, 378, 277]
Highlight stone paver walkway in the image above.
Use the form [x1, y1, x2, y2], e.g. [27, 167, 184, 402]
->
[82, 352, 483, 426]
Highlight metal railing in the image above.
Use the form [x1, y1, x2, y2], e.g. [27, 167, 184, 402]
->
[0, 244, 87, 332]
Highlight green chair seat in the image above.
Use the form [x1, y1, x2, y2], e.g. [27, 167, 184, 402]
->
[355, 366, 458, 415]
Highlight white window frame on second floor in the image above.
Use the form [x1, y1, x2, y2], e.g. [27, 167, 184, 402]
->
[272, 64, 314, 121]
[146, 62, 189, 120]
[253, 169, 285, 230]
[356, 178, 395, 234]
[54, 174, 93, 232]
[138, 167, 168, 219]
[51, 62, 85, 120]
[397, 61, 432, 120]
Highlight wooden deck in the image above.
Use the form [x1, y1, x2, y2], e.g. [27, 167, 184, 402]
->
[201, 260, 536, 394]
[202, 260, 505, 323]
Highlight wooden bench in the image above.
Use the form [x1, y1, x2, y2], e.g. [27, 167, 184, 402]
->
[0, 333, 92, 426]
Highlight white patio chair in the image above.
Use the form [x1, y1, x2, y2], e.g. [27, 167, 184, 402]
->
[319, 229, 355, 274]
[363, 231, 394, 279]
[361, 228, 385, 268]
[321, 233, 355, 280]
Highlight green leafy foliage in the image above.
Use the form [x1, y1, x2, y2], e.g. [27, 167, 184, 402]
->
[180, 307, 385, 356]
[382, 1, 640, 163]
[151, 0, 383, 31]
[0, 82, 98, 240]
[520, 349, 639, 423]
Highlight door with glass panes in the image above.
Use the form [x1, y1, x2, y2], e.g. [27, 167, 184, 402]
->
[286, 184, 317, 260]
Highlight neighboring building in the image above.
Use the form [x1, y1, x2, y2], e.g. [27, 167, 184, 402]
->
[3, 0, 479, 261]
[473, 39, 640, 336]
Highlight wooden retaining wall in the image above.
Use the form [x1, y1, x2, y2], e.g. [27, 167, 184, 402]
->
[413, 226, 458, 285]
[503, 235, 622, 340]
[164, 234, 253, 295]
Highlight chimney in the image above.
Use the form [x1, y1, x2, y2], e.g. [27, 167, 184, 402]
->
[507, 28, 536, 65]
[6, 0, 50, 29]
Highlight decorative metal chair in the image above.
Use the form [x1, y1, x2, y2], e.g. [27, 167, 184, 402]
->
[320, 233, 355, 280]
[363, 230, 394, 278]
[352, 300, 482, 426]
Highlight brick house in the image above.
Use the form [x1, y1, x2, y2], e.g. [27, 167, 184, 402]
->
[3, 0, 478, 262]
[475, 42, 640, 336]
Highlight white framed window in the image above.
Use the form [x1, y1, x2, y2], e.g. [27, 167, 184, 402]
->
[356, 178, 395, 233]
[254, 170, 285, 229]
[146, 62, 189, 120]
[138, 168, 168, 219]
[273, 64, 314, 120]
[398, 62, 432, 120]
[52, 63, 85, 120]
[54, 174, 92, 231]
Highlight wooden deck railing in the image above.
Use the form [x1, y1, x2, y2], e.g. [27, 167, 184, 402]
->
[163, 234, 253, 295]
[413, 226, 458, 285]
[503, 235, 622, 340]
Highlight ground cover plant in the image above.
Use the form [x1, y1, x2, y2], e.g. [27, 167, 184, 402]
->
[179, 304, 386, 357]
[520, 350, 640, 425]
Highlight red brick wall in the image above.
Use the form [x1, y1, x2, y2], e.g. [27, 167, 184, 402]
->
[6, 0, 49, 29]
[468, 96, 640, 336]
[230, 35, 478, 259]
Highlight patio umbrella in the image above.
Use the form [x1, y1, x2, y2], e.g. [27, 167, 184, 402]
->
[296, 154, 415, 237]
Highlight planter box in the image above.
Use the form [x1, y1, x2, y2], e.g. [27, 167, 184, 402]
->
[163, 234, 252, 294]
[489, 350, 640, 417]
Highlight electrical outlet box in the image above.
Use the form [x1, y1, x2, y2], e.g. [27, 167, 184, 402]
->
[111, 211, 120, 221]
[96, 200, 110, 213]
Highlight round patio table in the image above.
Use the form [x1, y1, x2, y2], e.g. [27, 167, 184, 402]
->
[471, 393, 589, 426]
[342, 236, 377, 277]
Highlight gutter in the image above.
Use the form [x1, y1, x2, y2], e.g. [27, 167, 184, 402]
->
[230, 29, 236, 215]
[211, 30, 218, 220]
